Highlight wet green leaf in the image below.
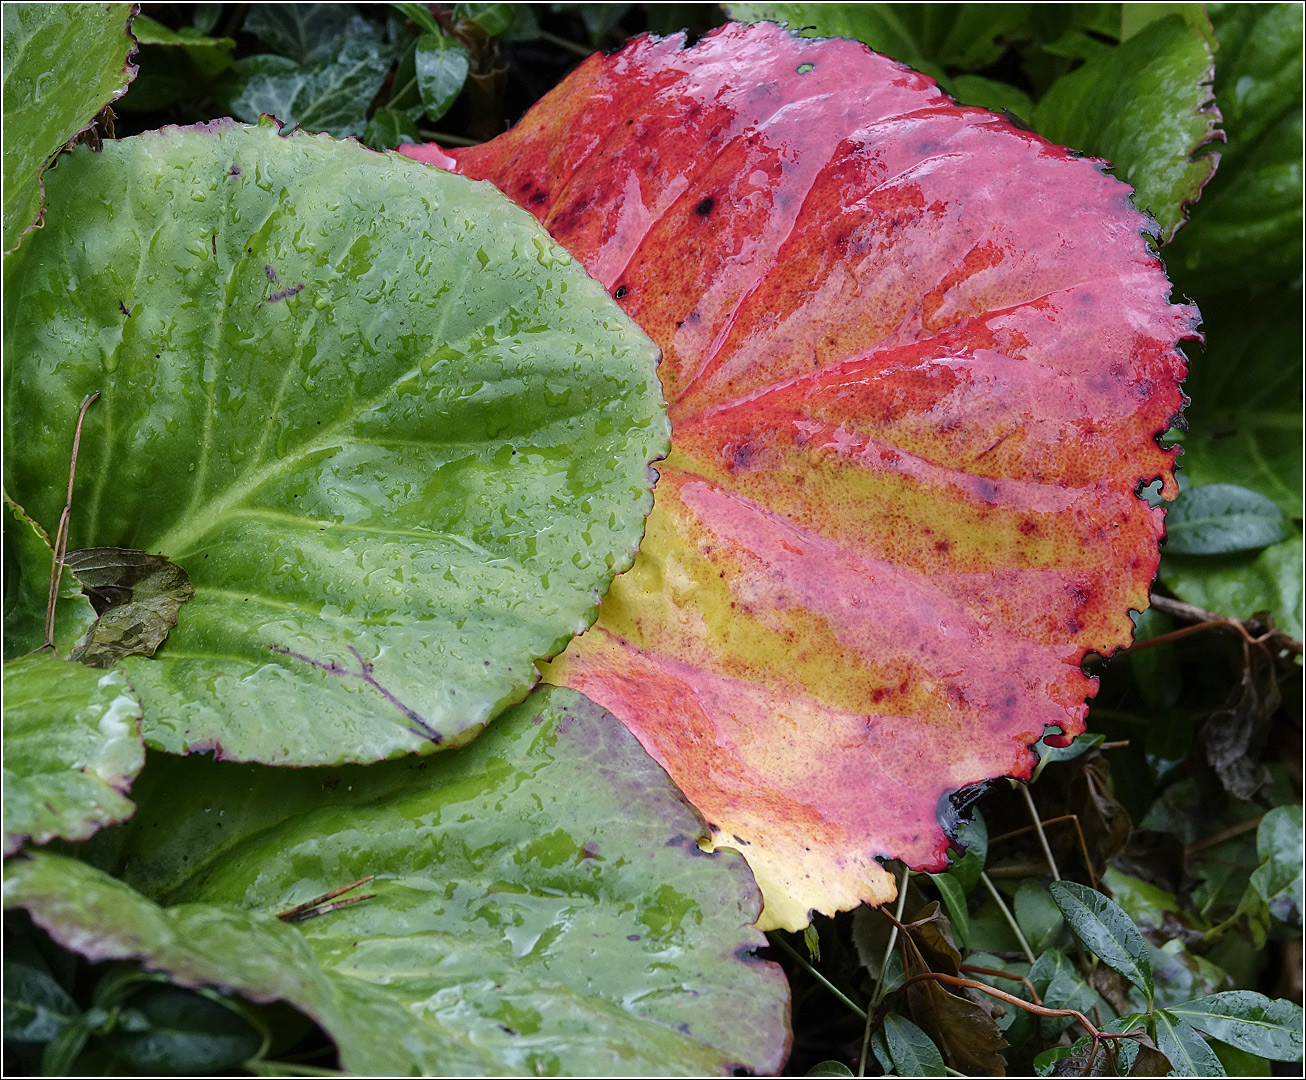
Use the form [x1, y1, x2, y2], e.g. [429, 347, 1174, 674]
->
[117, 15, 236, 113]
[944, 74, 1034, 117]
[1166, 3, 1303, 292]
[2, 952, 79, 1044]
[927, 872, 970, 948]
[243, 4, 366, 65]
[2, 121, 667, 766]
[1249, 805, 1304, 926]
[875, 1013, 945, 1077]
[1170, 991, 1304, 1061]
[1031, 730, 1105, 781]
[0, 2, 136, 253]
[1161, 530, 1303, 639]
[943, 813, 987, 895]
[1172, 291, 1302, 519]
[1154, 1011, 1227, 1076]
[1050, 881, 1153, 1006]
[1, 653, 143, 855]
[806, 1061, 854, 1077]
[64, 548, 193, 669]
[1164, 484, 1288, 555]
[1031, 14, 1220, 242]
[415, 31, 470, 122]
[453, 3, 516, 37]
[5, 689, 789, 1075]
[1029, 948, 1105, 1038]
[216, 31, 396, 138]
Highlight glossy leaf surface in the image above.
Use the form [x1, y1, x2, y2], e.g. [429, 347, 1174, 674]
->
[1030, 13, 1222, 242]
[1161, 531, 1304, 639]
[405, 22, 1195, 928]
[1153, 1011, 1227, 1077]
[8, 689, 790, 1075]
[2, 653, 143, 855]
[0, 2, 136, 253]
[1050, 881, 1154, 1006]
[3, 120, 667, 766]
[1163, 484, 1288, 556]
[1169, 991, 1304, 1061]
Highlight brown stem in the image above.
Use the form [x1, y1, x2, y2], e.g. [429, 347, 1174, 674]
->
[276, 875, 375, 921]
[45, 392, 100, 650]
[986, 813, 1098, 891]
[958, 964, 1042, 1005]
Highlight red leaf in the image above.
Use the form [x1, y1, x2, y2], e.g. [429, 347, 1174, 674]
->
[403, 23, 1196, 930]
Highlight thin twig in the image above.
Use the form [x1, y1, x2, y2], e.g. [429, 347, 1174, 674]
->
[1186, 814, 1265, 859]
[276, 876, 375, 922]
[989, 812, 1096, 890]
[772, 935, 867, 1021]
[415, 128, 481, 146]
[981, 871, 1036, 964]
[1017, 782, 1061, 882]
[278, 894, 377, 924]
[45, 392, 100, 650]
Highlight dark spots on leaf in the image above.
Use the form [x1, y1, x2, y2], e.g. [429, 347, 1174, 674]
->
[626, 933, 641, 941]
[498, 1025, 519, 1036]
[228, 164, 242, 176]
[1135, 378, 1155, 398]
[614, 285, 628, 299]
[732, 834, 750, 846]
[676, 320, 684, 328]
[935, 539, 951, 553]
[267, 283, 304, 303]
[265, 264, 279, 284]
[1018, 520, 1037, 536]
[211, 235, 217, 258]
[155, 354, 160, 359]
[118, 300, 131, 317]
[695, 197, 714, 216]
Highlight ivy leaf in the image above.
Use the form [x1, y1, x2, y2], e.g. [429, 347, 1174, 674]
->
[5, 689, 789, 1076]
[414, 31, 470, 122]
[63, 548, 194, 669]
[405, 21, 1194, 929]
[2, 653, 144, 855]
[1163, 484, 1288, 555]
[242, 3, 364, 65]
[2, 120, 666, 766]
[1050, 881, 1154, 1007]
[1030, 13, 1222, 242]
[1169, 991, 1305, 1061]
[1, 2, 137, 252]
[1248, 805, 1304, 926]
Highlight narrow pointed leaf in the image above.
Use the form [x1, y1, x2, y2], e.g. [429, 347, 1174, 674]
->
[1050, 880, 1154, 1005]
[2, 653, 143, 855]
[6, 689, 790, 1076]
[880, 1013, 946, 1078]
[405, 22, 1194, 928]
[3, 120, 667, 766]
[1163, 484, 1288, 555]
[64, 548, 193, 668]
[1170, 991, 1304, 1061]
[1, 2, 136, 253]
[1153, 1012, 1227, 1077]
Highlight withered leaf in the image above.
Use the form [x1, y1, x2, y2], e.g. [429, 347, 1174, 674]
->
[897, 902, 1009, 1076]
[63, 547, 192, 668]
[1197, 638, 1280, 799]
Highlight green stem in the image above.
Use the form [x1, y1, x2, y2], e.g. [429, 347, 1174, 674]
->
[1017, 781, 1061, 881]
[538, 28, 593, 57]
[416, 129, 481, 146]
[772, 935, 868, 1021]
[981, 871, 1036, 965]
[388, 74, 419, 108]
[858, 864, 911, 1076]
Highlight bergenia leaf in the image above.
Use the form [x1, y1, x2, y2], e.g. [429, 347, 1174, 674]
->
[0, 2, 137, 253]
[6, 689, 790, 1076]
[403, 22, 1194, 929]
[64, 548, 194, 668]
[2, 653, 144, 855]
[3, 120, 667, 767]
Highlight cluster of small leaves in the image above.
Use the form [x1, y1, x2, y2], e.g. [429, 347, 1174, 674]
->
[774, 743, 1302, 1077]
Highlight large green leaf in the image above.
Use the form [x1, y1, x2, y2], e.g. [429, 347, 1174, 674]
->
[2, 120, 667, 766]
[8, 689, 789, 1075]
[2, 653, 143, 855]
[1170, 991, 1304, 1061]
[1153, 1011, 1228, 1077]
[1172, 290, 1302, 518]
[1166, 2, 1304, 293]
[1030, 13, 1221, 242]
[0, 2, 136, 253]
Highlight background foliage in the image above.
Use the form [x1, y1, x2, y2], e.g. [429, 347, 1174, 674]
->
[3, 3, 1302, 1076]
